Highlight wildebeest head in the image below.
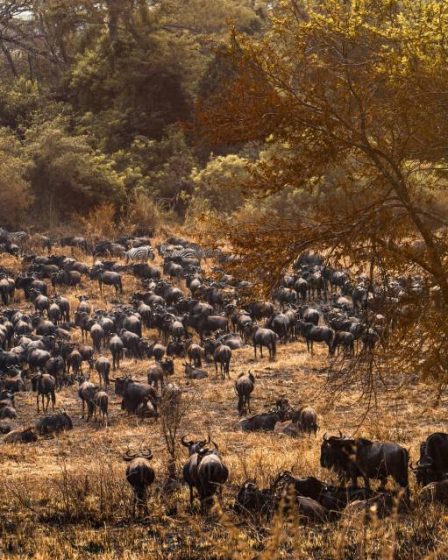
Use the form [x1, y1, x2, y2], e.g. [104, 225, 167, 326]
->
[160, 358, 174, 376]
[320, 432, 356, 472]
[112, 375, 133, 396]
[181, 434, 210, 456]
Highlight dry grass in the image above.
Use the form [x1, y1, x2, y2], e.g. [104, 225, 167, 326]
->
[2, 239, 448, 559]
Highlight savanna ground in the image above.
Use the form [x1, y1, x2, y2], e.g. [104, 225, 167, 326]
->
[1, 235, 448, 560]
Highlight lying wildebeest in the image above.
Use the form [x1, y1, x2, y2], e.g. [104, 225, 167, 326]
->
[32, 372, 56, 413]
[4, 427, 38, 444]
[234, 372, 255, 416]
[123, 447, 156, 516]
[182, 437, 229, 509]
[184, 362, 208, 380]
[412, 432, 448, 486]
[35, 411, 73, 435]
[320, 433, 409, 491]
[241, 399, 292, 432]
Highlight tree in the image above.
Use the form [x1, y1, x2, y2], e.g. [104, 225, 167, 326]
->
[25, 119, 125, 226]
[197, 0, 448, 385]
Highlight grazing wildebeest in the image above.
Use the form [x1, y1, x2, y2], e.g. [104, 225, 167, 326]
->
[95, 356, 111, 388]
[330, 331, 355, 356]
[123, 447, 155, 516]
[184, 362, 208, 380]
[235, 372, 255, 416]
[32, 372, 56, 413]
[320, 434, 409, 491]
[298, 322, 334, 354]
[91, 269, 123, 295]
[35, 411, 73, 435]
[252, 327, 277, 360]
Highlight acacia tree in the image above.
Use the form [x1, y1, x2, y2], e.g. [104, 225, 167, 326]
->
[197, 0, 448, 386]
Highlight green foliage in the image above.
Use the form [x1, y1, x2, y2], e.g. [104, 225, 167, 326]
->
[24, 119, 125, 226]
[0, 128, 32, 228]
[191, 153, 249, 214]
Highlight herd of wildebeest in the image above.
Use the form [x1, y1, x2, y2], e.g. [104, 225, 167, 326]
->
[0, 227, 448, 521]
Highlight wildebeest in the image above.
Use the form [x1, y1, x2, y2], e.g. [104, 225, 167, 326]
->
[113, 376, 159, 416]
[109, 334, 124, 370]
[251, 327, 277, 360]
[123, 447, 155, 516]
[330, 331, 355, 356]
[241, 400, 292, 432]
[3, 427, 38, 444]
[35, 411, 73, 435]
[182, 436, 229, 508]
[95, 356, 111, 388]
[184, 362, 208, 380]
[147, 359, 174, 390]
[78, 378, 97, 420]
[320, 434, 409, 490]
[94, 390, 109, 426]
[292, 406, 319, 436]
[32, 372, 56, 413]
[213, 344, 232, 379]
[413, 432, 448, 486]
[298, 322, 334, 354]
[91, 269, 123, 295]
[234, 372, 255, 416]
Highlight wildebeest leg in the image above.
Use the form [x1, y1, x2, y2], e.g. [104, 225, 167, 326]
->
[260, 344, 263, 358]
[81, 399, 85, 419]
[51, 391, 55, 410]
[36, 394, 40, 413]
[189, 485, 194, 507]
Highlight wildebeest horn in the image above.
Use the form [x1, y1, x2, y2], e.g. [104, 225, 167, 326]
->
[212, 440, 219, 451]
[141, 447, 153, 460]
[122, 446, 138, 461]
[323, 432, 328, 441]
[338, 430, 343, 438]
[181, 435, 192, 447]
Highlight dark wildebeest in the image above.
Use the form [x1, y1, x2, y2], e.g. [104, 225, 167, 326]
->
[35, 411, 73, 435]
[298, 322, 334, 354]
[91, 269, 123, 295]
[235, 372, 255, 416]
[413, 432, 448, 486]
[113, 376, 159, 416]
[109, 334, 124, 370]
[147, 359, 174, 390]
[123, 447, 155, 516]
[185, 341, 204, 367]
[213, 344, 232, 379]
[181, 437, 229, 508]
[32, 372, 56, 413]
[252, 327, 277, 360]
[78, 378, 97, 420]
[184, 363, 208, 380]
[320, 434, 409, 491]
[330, 331, 355, 356]
[241, 400, 292, 432]
[95, 356, 111, 388]
[4, 427, 38, 444]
